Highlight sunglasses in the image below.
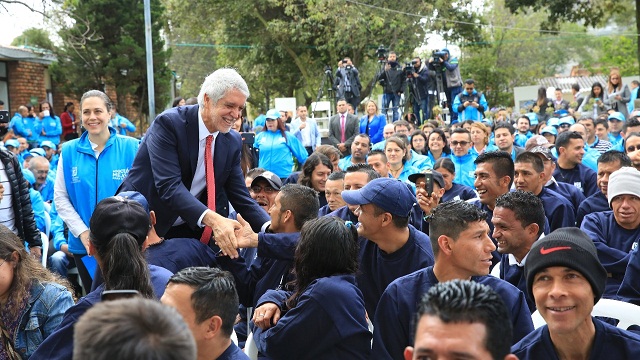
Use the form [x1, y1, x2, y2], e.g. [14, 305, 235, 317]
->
[451, 141, 470, 147]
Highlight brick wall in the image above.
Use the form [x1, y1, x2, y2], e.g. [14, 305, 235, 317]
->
[7, 61, 47, 114]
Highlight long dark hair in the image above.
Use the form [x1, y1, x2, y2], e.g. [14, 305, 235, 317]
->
[63, 102, 74, 113]
[426, 128, 452, 155]
[411, 130, 428, 155]
[90, 199, 154, 299]
[285, 217, 359, 309]
[590, 82, 604, 98]
[298, 153, 333, 188]
[40, 101, 56, 117]
[536, 87, 547, 107]
[0, 225, 74, 319]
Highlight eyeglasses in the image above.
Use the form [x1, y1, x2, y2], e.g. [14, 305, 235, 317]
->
[451, 141, 470, 147]
[627, 145, 640, 153]
[250, 186, 277, 194]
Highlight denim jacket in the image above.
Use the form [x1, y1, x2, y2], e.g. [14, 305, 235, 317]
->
[13, 281, 74, 359]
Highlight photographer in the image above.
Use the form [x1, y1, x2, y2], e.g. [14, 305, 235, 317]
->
[406, 57, 435, 124]
[377, 51, 404, 122]
[430, 48, 463, 122]
[452, 79, 488, 122]
[334, 57, 362, 114]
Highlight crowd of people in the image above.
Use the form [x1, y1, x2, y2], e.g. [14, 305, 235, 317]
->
[1, 65, 640, 359]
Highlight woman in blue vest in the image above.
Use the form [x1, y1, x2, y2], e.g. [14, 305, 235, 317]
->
[38, 101, 62, 147]
[255, 109, 308, 180]
[53, 90, 139, 289]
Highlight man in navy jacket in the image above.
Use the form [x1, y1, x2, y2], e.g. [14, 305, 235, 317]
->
[373, 200, 533, 360]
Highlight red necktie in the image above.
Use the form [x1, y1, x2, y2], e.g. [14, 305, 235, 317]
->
[200, 135, 216, 244]
[340, 114, 346, 143]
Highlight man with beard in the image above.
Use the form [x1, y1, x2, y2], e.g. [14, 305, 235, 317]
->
[339, 134, 370, 171]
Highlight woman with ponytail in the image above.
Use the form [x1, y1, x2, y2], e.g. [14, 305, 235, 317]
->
[251, 216, 371, 359]
[31, 195, 172, 360]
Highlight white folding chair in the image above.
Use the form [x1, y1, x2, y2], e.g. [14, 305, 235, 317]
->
[532, 298, 640, 330]
[244, 332, 258, 360]
[43, 211, 51, 238]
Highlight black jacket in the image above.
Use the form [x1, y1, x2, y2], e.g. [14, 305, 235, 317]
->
[0, 149, 41, 247]
[378, 62, 404, 94]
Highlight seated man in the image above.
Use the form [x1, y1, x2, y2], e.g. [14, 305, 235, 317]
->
[162, 267, 249, 360]
[404, 280, 518, 360]
[373, 200, 533, 360]
[341, 177, 434, 318]
[318, 171, 346, 216]
[577, 150, 631, 226]
[553, 131, 598, 197]
[73, 297, 196, 360]
[326, 164, 380, 223]
[514, 152, 576, 231]
[492, 191, 546, 312]
[581, 166, 640, 297]
[448, 128, 477, 188]
[367, 149, 391, 178]
[338, 134, 370, 171]
[511, 228, 640, 359]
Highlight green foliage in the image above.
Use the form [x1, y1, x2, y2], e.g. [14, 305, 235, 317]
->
[11, 28, 54, 51]
[504, 0, 626, 30]
[582, 35, 638, 75]
[163, 0, 484, 113]
[51, 0, 171, 121]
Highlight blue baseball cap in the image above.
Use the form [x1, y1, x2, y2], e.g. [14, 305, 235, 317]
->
[22, 168, 36, 185]
[40, 140, 55, 149]
[608, 112, 625, 122]
[540, 126, 558, 136]
[554, 109, 569, 117]
[30, 148, 46, 157]
[558, 116, 575, 126]
[116, 191, 150, 215]
[265, 109, 280, 120]
[525, 112, 539, 126]
[341, 177, 416, 217]
[547, 117, 560, 128]
[5, 139, 19, 149]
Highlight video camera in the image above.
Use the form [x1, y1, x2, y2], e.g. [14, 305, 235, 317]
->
[376, 45, 387, 63]
[431, 49, 447, 68]
[323, 65, 332, 75]
[403, 60, 418, 78]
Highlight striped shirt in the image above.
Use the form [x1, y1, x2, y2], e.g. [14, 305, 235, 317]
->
[0, 161, 17, 233]
[589, 138, 613, 154]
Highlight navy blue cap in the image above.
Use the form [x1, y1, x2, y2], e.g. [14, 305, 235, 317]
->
[341, 177, 416, 217]
[116, 191, 150, 215]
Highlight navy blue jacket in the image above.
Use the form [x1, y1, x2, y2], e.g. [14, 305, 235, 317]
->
[119, 105, 269, 237]
[373, 266, 534, 360]
[546, 180, 586, 217]
[218, 342, 249, 360]
[357, 224, 434, 318]
[538, 187, 576, 231]
[145, 237, 218, 273]
[553, 163, 598, 198]
[499, 256, 534, 312]
[326, 205, 359, 223]
[318, 204, 332, 216]
[512, 317, 640, 359]
[577, 191, 609, 226]
[254, 275, 371, 360]
[218, 232, 299, 307]
[581, 211, 640, 297]
[441, 182, 476, 202]
[618, 245, 640, 305]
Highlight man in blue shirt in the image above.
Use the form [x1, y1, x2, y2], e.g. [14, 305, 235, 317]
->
[341, 177, 435, 318]
[553, 131, 598, 197]
[514, 152, 575, 231]
[511, 228, 640, 359]
[492, 191, 546, 312]
[580, 166, 640, 297]
[577, 150, 631, 226]
[452, 79, 488, 122]
[449, 128, 477, 187]
[372, 200, 533, 360]
[404, 280, 518, 360]
[608, 112, 625, 148]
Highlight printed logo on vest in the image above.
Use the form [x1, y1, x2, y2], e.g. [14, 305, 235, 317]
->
[71, 166, 80, 183]
[112, 168, 129, 181]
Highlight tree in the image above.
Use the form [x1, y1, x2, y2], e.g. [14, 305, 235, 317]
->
[11, 28, 54, 51]
[51, 0, 171, 124]
[504, 0, 636, 74]
[163, 0, 484, 113]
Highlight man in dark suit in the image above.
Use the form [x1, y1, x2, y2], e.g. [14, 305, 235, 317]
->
[328, 98, 359, 156]
[119, 68, 269, 258]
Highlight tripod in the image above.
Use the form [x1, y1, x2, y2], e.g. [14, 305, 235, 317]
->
[366, 61, 387, 119]
[431, 63, 448, 124]
[312, 66, 335, 116]
[400, 75, 422, 125]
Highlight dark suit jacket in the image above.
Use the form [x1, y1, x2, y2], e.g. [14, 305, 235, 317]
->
[119, 105, 269, 237]
[328, 112, 359, 155]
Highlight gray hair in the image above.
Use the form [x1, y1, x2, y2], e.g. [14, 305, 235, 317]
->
[80, 90, 113, 113]
[197, 68, 250, 108]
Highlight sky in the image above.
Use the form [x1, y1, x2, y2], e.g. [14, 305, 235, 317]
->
[0, 1, 47, 46]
